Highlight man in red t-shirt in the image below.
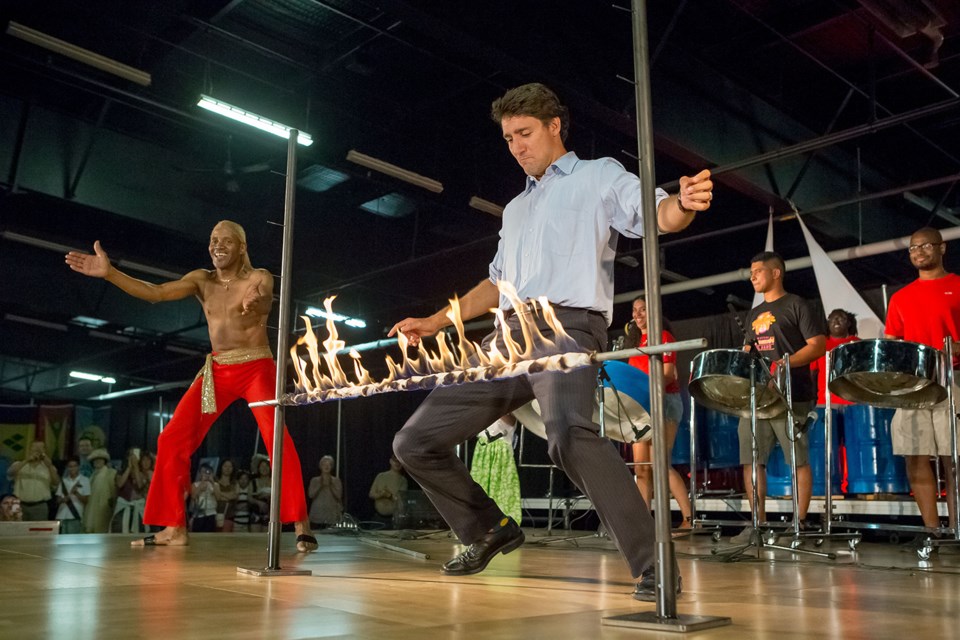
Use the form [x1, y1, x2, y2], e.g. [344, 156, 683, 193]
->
[884, 227, 960, 530]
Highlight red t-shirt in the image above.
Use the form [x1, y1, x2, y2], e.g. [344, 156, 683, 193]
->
[628, 330, 680, 393]
[885, 273, 960, 367]
[811, 335, 858, 405]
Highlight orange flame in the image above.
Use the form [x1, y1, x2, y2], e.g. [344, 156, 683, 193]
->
[290, 281, 591, 404]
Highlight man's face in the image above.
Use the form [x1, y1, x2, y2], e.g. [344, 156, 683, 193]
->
[238, 474, 250, 488]
[908, 230, 945, 272]
[1, 496, 21, 519]
[209, 224, 246, 271]
[750, 261, 777, 294]
[66, 461, 80, 478]
[77, 439, 92, 456]
[501, 115, 561, 179]
[389, 458, 402, 473]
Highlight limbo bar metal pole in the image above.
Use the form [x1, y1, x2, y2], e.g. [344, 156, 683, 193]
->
[239, 128, 310, 577]
[604, 0, 731, 631]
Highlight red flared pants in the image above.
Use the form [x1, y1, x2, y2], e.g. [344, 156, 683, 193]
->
[143, 357, 307, 526]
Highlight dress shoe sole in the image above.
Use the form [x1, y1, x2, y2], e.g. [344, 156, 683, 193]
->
[441, 531, 525, 576]
[632, 576, 683, 602]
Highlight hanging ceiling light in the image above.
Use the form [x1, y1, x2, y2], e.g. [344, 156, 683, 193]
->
[197, 94, 313, 146]
[6, 21, 153, 86]
[346, 150, 443, 193]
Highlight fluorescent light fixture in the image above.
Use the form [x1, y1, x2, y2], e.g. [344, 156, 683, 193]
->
[305, 307, 367, 329]
[5, 313, 68, 332]
[72, 315, 109, 328]
[359, 192, 416, 219]
[468, 196, 504, 217]
[69, 371, 114, 383]
[6, 21, 152, 86]
[346, 150, 443, 193]
[92, 380, 191, 401]
[197, 94, 313, 146]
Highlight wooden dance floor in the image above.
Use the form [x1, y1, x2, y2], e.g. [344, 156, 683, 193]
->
[2, 527, 959, 639]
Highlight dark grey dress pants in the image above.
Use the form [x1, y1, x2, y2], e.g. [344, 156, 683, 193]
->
[393, 307, 654, 578]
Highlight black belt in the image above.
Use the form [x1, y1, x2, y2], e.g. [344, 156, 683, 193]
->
[503, 300, 603, 320]
[19, 499, 49, 507]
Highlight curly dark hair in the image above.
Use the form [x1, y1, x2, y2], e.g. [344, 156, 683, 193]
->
[491, 83, 570, 142]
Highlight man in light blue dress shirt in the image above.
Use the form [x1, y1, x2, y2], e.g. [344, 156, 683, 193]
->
[390, 83, 713, 601]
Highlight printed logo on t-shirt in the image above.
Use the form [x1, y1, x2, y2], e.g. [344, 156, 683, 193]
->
[752, 311, 776, 334]
[752, 311, 777, 352]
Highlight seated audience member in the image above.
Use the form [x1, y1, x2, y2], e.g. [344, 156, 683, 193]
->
[84, 448, 117, 533]
[190, 463, 218, 532]
[55, 456, 90, 534]
[10, 441, 60, 521]
[369, 455, 408, 528]
[0, 494, 23, 522]
[233, 471, 253, 532]
[308, 455, 344, 529]
[214, 459, 239, 532]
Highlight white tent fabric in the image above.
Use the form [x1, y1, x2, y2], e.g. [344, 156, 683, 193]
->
[795, 213, 884, 338]
[752, 212, 775, 308]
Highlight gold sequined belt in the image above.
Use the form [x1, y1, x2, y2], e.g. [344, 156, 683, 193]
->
[196, 346, 274, 414]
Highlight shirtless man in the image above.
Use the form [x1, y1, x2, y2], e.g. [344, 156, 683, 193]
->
[65, 220, 316, 550]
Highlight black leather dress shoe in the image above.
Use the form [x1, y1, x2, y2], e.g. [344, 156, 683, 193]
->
[632, 567, 683, 602]
[442, 517, 525, 576]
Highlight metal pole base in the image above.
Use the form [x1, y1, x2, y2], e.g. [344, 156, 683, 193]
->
[711, 526, 838, 560]
[236, 565, 312, 577]
[603, 612, 732, 633]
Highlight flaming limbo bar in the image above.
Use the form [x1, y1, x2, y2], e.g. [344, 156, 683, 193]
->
[248, 339, 707, 408]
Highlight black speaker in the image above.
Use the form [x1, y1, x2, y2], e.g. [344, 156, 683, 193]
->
[393, 490, 448, 529]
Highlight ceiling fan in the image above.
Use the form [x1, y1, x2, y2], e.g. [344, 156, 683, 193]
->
[173, 135, 274, 193]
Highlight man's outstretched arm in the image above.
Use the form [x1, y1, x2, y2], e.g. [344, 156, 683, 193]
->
[388, 278, 500, 346]
[66, 240, 200, 303]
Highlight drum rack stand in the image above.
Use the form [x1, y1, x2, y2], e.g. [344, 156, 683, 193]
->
[694, 357, 848, 561]
[823, 340, 960, 560]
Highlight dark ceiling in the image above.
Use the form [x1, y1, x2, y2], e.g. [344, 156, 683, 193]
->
[2, 0, 959, 402]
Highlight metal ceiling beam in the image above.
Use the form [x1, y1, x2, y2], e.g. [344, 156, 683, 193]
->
[659, 97, 960, 189]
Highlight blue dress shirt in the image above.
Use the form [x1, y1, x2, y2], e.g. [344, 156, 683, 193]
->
[489, 151, 668, 324]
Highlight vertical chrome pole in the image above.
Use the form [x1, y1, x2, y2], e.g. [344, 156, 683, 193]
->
[265, 128, 299, 570]
[824, 349, 834, 535]
[688, 383, 698, 526]
[336, 400, 342, 477]
[629, 0, 675, 615]
[946, 339, 960, 539]
[784, 358, 800, 536]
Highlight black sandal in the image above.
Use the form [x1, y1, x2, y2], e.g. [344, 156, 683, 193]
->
[296, 534, 319, 552]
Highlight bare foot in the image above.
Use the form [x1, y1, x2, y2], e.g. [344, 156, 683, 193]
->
[131, 526, 189, 546]
[294, 520, 318, 552]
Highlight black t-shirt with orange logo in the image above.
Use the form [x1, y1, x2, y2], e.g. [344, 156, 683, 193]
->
[744, 293, 826, 403]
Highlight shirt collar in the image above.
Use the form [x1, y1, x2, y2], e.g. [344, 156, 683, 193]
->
[524, 151, 579, 192]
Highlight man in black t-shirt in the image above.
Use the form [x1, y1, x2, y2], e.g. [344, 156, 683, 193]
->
[733, 252, 826, 540]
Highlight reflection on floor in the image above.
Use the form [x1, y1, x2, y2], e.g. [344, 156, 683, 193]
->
[1, 526, 958, 639]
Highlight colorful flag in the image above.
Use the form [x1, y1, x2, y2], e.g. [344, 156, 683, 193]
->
[39, 404, 74, 462]
[0, 404, 38, 462]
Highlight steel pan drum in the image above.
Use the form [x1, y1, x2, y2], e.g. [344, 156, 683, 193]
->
[828, 339, 946, 409]
[688, 348, 786, 419]
[512, 361, 651, 443]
